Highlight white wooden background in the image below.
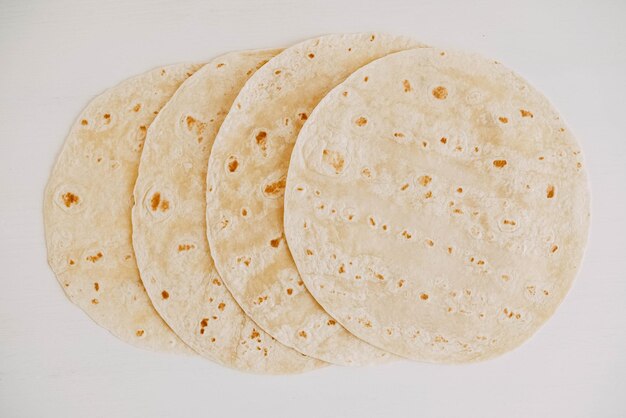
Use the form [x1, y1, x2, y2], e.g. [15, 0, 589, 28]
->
[1, 0, 625, 417]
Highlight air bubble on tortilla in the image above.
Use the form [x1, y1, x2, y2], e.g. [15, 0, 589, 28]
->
[322, 149, 347, 174]
[498, 218, 519, 233]
[261, 174, 286, 199]
[143, 186, 175, 221]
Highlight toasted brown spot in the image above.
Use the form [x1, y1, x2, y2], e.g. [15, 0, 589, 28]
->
[498, 116, 508, 123]
[270, 236, 282, 248]
[369, 217, 376, 226]
[420, 293, 429, 300]
[426, 239, 434, 247]
[299, 330, 307, 338]
[424, 191, 433, 199]
[338, 264, 346, 274]
[418, 175, 432, 186]
[403, 80, 412, 92]
[212, 278, 222, 286]
[440, 137, 447, 144]
[216, 63, 225, 68]
[400, 183, 409, 191]
[453, 208, 463, 214]
[520, 109, 534, 118]
[263, 176, 286, 197]
[241, 208, 248, 216]
[355, 117, 368, 126]
[546, 185, 555, 199]
[397, 279, 405, 288]
[503, 219, 517, 226]
[201, 318, 209, 327]
[432, 86, 448, 99]
[393, 132, 405, 138]
[401, 230, 412, 239]
[150, 193, 161, 210]
[370, 35, 375, 41]
[434, 336, 448, 343]
[94, 282, 99, 291]
[551, 245, 559, 253]
[447, 247, 453, 254]
[255, 131, 267, 151]
[86, 252, 103, 263]
[286, 288, 293, 295]
[322, 149, 345, 174]
[493, 159, 507, 168]
[133, 104, 141, 112]
[327, 319, 336, 326]
[342, 91, 348, 97]
[227, 157, 239, 172]
[178, 244, 193, 252]
[161, 290, 169, 299]
[274, 70, 281, 75]
[456, 187, 463, 193]
[68, 259, 75, 265]
[305, 249, 314, 256]
[217, 302, 225, 311]
[103, 113, 111, 120]
[308, 53, 315, 59]
[80, 119, 88, 126]
[363, 76, 369, 82]
[62, 192, 80, 208]
[91, 298, 99, 305]
[298, 112, 308, 121]
[136, 330, 144, 336]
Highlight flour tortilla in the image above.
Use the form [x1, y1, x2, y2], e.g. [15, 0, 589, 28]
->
[206, 33, 424, 365]
[285, 48, 590, 363]
[44, 64, 203, 353]
[132, 51, 324, 373]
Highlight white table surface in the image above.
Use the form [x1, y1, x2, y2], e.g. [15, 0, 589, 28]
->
[1, 0, 625, 417]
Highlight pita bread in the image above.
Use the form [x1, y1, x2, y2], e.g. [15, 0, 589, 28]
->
[206, 33, 424, 365]
[132, 51, 325, 373]
[44, 63, 203, 353]
[284, 48, 590, 362]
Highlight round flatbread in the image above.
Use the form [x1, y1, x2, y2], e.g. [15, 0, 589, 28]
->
[132, 51, 324, 373]
[206, 33, 424, 365]
[44, 63, 203, 353]
[284, 47, 590, 363]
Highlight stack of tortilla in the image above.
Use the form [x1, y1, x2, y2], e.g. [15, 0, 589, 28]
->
[44, 33, 590, 373]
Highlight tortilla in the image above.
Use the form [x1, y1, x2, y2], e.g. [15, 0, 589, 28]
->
[284, 48, 590, 363]
[44, 63, 203, 353]
[132, 51, 324, 373]
[206, 33, 424, 365]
